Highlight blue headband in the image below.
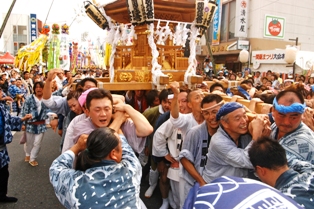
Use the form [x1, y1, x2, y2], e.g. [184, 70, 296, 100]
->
[237, 86, 251, 100]
[216, 102, 243, 121]
[273, 97, 306, 114]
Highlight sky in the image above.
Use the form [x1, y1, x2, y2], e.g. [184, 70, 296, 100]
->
[0, 0, 110, 50]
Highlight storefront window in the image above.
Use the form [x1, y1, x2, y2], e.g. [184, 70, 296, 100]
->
[220, 4, 227, 42]
[220, 0, 237, 42]
[229, 1, 236, 39]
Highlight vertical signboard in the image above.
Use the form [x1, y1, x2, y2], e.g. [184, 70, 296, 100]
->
[30, 14, 37, 42]
[264, 15, 285, 39]
[212, 0, 222, 45]
[235, 0, 249, 38]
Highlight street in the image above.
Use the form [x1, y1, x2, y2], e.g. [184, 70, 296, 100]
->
[1, 128, 162, 209]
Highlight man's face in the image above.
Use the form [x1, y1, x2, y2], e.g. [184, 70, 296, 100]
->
[202, 101, 221, 129]
[66, 72, 71, 78]
[212, 86, 224, 93]
[222, 108, 248, 135]
[87, 97, 113, 128]
[272, 93, 302, 134]
[161, 98, 171, 112]
[266, 81, 272, 87]
[24, 73, 30, 79]
[34, 84, 43, 96]
[83, 81, 97, 91]
[152, 96, 160, 107]
[135, 90, 144, 98]
[256, 72, 260, 77]
[67, 98, 83, 115]
[16, 80, 21, 87]
[57, 72, 64, 79]
[178, 92, 190, 114]
[188, 90, 204, 112]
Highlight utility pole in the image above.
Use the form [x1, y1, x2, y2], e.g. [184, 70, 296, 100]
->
[0, 0, 17, 38]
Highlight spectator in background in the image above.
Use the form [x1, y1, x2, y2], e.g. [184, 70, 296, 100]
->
[210, 83, 224, 93]
[229, 73, 237, 81]
[203, 58, 213, 78]
[236, 72, 243, 81]
[253, 71, 262, 87]
[145, 90, 160, 110]
[0, 73, 9, 96]
[271, 74, 280, 89]
[126, 90, 148, 113]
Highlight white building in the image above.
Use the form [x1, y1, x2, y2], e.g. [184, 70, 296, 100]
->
[1, 13, 41, 55]
[204, 0, 314, 72]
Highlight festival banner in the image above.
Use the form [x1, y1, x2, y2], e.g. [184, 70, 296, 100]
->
[29, 14, 37, 43]
[235, 0, 249, 38]
[212, 0, 222, 45]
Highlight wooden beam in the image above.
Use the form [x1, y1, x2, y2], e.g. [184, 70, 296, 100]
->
[97, 82, 154, 91]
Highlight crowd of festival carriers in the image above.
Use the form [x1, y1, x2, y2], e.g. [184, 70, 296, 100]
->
[1, 64, 314, 208]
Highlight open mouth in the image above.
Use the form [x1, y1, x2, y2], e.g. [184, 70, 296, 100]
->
[99, 119, 107, 123]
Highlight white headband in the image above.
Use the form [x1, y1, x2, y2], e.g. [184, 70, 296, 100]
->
[201, 100, 224, 111]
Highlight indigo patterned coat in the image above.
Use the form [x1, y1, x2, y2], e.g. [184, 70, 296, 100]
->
[21, 95, 50, 134]
[49, 135, 142, 209]
[0, 103, 23, 168]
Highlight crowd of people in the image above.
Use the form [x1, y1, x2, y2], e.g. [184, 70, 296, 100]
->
[0, 63, 314, 208]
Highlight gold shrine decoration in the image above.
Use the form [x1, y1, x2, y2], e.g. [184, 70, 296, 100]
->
[119, 72, 133, 82]
[84, 1, 109, 29]
[126, 0, 154, 25]
[194, 0, 217, 35]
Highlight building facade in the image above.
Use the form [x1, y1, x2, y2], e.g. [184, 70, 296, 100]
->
[1, 13, 42, 55]
[200, 0, 314, 72]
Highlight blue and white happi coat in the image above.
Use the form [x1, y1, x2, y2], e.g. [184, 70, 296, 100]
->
[49, 134, 142, 209]
[21, 95, 50, 134]
[0, 103, 23, 168]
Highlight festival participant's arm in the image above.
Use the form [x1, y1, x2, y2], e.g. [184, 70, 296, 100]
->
[114, 103, 153, 137]
[181, 158, 207, 186]
[109, 110, 127, 133]
[153, 120, 175, 162]
[180, 129, 206, 186]
[70, 134, 88, 155]
[170, 81, 180, 119]
[43, 69, 63, 100]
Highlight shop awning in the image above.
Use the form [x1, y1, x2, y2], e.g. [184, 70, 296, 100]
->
[0, 52, 14, 64]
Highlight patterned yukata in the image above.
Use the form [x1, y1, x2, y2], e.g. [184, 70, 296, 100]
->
[8, 84, 21, 113]
[275, 158, 314, 208]
[0, 103, 23, 168]
[21, 94, 51, 162]
[270, 122, 314, 165]
[49, 134, 142, 209]
[0, 103, 23, 198]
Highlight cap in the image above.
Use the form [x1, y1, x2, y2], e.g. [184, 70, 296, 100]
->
[10, 78, 16, 82]
[216, 102, 243, 121]
[78, 88, 98, 107]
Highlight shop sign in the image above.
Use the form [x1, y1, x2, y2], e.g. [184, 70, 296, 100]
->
[29, 14, 37, 42]
[235, 0, 249, 38]
[252, 50, 286, 64]
[264, 15, 285, 39]
[237, 40, 249, 50]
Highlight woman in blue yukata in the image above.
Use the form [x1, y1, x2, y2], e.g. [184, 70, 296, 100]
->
[21, 81, 51, 167]
[49, 127, 146, 209]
